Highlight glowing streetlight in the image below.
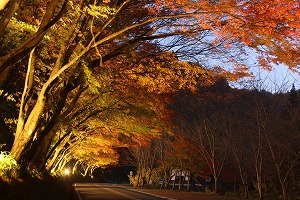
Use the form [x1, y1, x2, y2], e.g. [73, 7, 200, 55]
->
[64, 169, 70, 175]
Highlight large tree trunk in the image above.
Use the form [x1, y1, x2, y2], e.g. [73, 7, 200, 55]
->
[28, 80, 84, 170]
[10, 23, 86, 164]
[25, 7, 86, 168]
[10, 93, 46, 161]
[28, 127, 58, 171]
[10, 50, 77, 163]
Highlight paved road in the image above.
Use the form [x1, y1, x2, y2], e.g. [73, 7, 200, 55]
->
[73, 183, 175, 200]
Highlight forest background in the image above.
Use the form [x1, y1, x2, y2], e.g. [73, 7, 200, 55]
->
[0, 0, 299, 200]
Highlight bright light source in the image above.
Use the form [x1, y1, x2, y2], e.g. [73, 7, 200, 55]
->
[64, 169, 70, 175]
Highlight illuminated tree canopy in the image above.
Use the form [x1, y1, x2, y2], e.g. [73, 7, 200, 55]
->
[0, 0, 299, 180]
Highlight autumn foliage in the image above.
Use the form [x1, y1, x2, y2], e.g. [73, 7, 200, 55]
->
[0, 2, 299, 199]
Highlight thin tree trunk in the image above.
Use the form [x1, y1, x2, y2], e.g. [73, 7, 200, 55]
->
[255, 147, 263, 200]
[214, 176, 218, 194]
[146, 168, 153, 188]
[0, 0, 22, 36]
[178, 172, 182, 191]
[50, 148, 67, 172]
[72, 160, 80, 174]
[187, 175, 190, 191]
[83, 165, 90, 177]
[16, 47, 36, 135]
[165, 168, 172, 189]
[46, 133, 72, 171]
[137, 169, 141, 187]
[232, 143, 250, 199]
[0, 0, 67, 88]
[172, 176, 176, 190]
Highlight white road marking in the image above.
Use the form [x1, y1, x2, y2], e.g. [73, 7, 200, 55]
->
[112, 185, 177, 200]
[95, 184, 141, 200]
[124, 188, 177, 200]
[73, 183, 83, 200]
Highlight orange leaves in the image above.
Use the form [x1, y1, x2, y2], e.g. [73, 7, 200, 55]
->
[210, 66, 250, 82]
[244, 1, 298, 37]
[257, 56, 274, 71]
[239, 1, 299, 67]
[125, 52, 213, 93]
[68, 131, 121, 167]
[157, 0, 299, 69]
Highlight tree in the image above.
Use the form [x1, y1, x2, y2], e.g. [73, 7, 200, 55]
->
[225, 89, 300, 200]
[163, 134, 206, 191]
[2, 0, 215, 166]
[0, 0, 299, 172]
[288, 84, 299, 108]
[128, 138, 162, 187]
[171, 80, 238, 194]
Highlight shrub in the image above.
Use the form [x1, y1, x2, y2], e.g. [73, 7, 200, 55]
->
[0, 151, 19, 179]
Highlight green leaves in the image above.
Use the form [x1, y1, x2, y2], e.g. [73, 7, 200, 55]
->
[0, 151, 19, 179]
[87, 4, 116, 20]
[82, 64, 101, 94]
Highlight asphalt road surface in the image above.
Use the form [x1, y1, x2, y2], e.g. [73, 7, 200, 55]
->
[73, 183, 175, 200]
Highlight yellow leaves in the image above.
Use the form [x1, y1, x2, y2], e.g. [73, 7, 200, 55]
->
[87, 4, 116, 20]
[125, 52, 212, 93]
[68, 131, 120, 167]
[0, 91, 16, 102]
[82, 64, 101, 94]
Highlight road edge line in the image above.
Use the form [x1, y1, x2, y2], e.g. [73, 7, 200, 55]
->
[73, 183, 83, 200]
[95, 184, 140, 200]
[114, 185, 177, 200]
